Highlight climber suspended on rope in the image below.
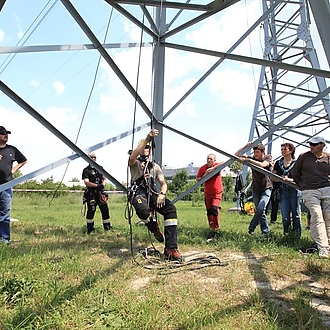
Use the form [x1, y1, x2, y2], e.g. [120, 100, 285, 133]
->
[127, 129, 183, 262]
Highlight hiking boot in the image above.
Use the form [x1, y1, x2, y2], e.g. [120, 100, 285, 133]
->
[103, 223, 112, 231]
[299, 243, 318, 255]
[164, 248, 184, 262]
[206, 230, 220, 243]
[207, 230, 215, 240]
[87, 228, 95, 235]
[318, 247, 329, 259]
[248, 229, 254, 236]
[0, 237, 10, 245]
[153, 229, 164, 243]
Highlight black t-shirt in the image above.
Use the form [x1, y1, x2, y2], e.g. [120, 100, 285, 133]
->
[273, 157, 296, 189]
[0, 144, 27, 184]
[82, 165, 104, 187]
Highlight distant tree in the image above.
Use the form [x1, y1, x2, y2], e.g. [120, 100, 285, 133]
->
[70, 177, 80, 182]
[229, 161, 243, 175]
[222, 175, 235, 201]
[15, 176, 72, 196]
[104, 182, 116, 191]
[12, 170, 23, 179]
[168, 169, 189, 196]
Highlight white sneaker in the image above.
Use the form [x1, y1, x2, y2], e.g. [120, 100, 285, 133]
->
[318, 247, 329, 258]
[0, 238, 10, 245]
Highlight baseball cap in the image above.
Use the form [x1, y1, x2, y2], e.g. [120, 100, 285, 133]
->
[307, 136, 326, 144]
[0, 126, 11, 134]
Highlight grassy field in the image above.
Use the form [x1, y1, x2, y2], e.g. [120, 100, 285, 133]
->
[1, 194, 330, 329]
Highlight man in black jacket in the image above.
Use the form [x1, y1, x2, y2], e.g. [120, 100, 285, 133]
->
[82, 153, 111, 234]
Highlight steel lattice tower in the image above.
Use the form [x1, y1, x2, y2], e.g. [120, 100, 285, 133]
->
[247, 0, 330, 154]
[0, 0, 330, 192]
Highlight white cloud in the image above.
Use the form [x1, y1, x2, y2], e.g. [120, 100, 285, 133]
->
[0, 29, 4, 42]
[13, 13, 23, 39]
[209, 67, 257, 107]
[186, 1, 263, 57]
[53, 81, 65, 94]
[30, 80, 40, 87]
[44, 106, 77, 132]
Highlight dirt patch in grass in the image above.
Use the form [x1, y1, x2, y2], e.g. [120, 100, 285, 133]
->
[130, 248, 330, 328]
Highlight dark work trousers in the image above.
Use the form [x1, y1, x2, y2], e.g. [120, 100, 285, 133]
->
[131, 187, 178, 249]
[84, 189, 111, 231]
[267, 189, 280, 223]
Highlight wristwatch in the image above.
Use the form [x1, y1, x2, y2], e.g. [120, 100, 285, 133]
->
[159, 192, 166, 195]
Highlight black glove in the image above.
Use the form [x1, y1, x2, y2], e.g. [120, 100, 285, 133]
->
[96, 184, 104, 191]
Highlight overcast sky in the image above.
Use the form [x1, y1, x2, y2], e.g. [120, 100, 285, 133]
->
[0, 0, 328, 186]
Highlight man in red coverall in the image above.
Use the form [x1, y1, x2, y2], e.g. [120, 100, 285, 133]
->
[197, 154, 223, 241]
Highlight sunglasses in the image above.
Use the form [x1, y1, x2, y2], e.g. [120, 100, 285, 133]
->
[90, 156, 96, 159]
[309, 142, 321, 147]
[0, 133, 8, 135]
[144, 146, 151, 150]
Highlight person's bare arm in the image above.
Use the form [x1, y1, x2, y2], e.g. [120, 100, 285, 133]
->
[244, 157, 271, 168]
[128, 129, 158, 166]
[156, 172, 167, 208]
[12, 160, 27, 174]
[235, 141, 253, 157]
[202, 162, 224, 178]
[83, 178, 98, 188]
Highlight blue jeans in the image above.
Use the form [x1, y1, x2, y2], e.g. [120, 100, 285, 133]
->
[0, 188, 13, 240]
[280, 185, 302, 236]
[249, 189, 271, 234]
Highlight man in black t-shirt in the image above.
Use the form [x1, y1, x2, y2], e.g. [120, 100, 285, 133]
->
[82, 153, 111, 234]
[0, 126, 27, 244]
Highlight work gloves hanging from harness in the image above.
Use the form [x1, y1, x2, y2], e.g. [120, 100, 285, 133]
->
[156, 192, 166, 208]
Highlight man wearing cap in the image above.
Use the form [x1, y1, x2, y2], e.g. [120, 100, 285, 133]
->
[0, 126, 27, 244]
[291, 136, 330, 258]
[128, 129, 183, 262]
[235, 142, 273, 236]
[82, 153, 112, 234]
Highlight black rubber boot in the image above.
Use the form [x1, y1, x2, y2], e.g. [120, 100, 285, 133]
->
[87, 222, 95, 234]
[103, 222, 112, 231]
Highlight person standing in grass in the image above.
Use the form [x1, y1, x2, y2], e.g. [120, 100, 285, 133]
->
[82, 153, 112, 234]
[273, 142, 302, 236]
[0, 126, 27, 244]
[291, 136, 330, 258]
[196, 154, 223, 241]
[266, 179, 280, 224]
[128, 129, 183, 262]
[235, 142, 273, 236]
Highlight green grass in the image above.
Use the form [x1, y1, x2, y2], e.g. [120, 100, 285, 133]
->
[0, 194, 329, 329]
